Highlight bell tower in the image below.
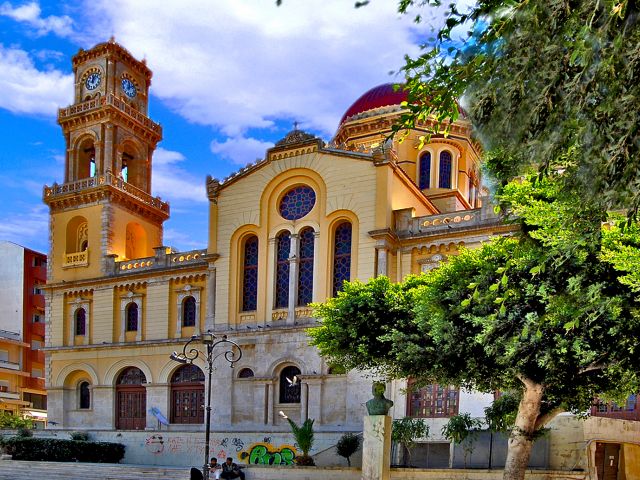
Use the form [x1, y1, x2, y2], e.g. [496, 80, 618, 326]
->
[43, 39, 169, 283]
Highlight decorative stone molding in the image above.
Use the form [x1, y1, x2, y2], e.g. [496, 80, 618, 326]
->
[119, 291, 143, 342]
[67, 297, 91, 346]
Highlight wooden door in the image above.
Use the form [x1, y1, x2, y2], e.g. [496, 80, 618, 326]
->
[595, 442, 620, 480]
[116, 386, 146, 430]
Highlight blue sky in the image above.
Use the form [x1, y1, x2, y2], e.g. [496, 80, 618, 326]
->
[0, 0, 464, 254]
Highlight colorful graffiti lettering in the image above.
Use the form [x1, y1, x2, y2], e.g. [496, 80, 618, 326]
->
[239, 443, 297, 466]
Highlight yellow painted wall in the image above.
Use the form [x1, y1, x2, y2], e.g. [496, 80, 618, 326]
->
[623, 443, 640, 480]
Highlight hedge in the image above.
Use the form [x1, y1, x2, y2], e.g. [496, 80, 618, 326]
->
[0, 437, 125, 463]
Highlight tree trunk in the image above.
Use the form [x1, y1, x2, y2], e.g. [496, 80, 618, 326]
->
[503, 378, 544, 480]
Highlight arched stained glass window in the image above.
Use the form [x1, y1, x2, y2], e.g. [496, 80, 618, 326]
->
[75, 308, 86, 336]
[126, 302, 138, 331]
[279, 186, 316, 220]
[333, 222, 352, 296]
[275, 231, 291, 308]
[279, 365, 301, 404]
[439, 151, 452, 189]
[182, 296, 196, 327]
[242, 236, 259, 311]
[419, 152, 431, 189]
[117, 367, 146, 385]
[297, 228, 315, 306]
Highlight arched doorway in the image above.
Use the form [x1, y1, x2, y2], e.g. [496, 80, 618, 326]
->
[115, 367, 146, 430]
[170, 364, 205, 424]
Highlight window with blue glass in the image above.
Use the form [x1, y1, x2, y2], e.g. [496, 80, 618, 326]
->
[297, 228, 315, 306]
[439, 151, 452, 189]
[419, 152, 431, 189]
[242, 236, 259, 311]
[182, 296, 196, 327]
[126, 302, 138, 331]
[275, 231, 291, 308]
[279, 186, 316, 220]
[333, 222, 352, 296]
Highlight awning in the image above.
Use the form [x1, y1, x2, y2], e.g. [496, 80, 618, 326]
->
[26, 410, 47, 418]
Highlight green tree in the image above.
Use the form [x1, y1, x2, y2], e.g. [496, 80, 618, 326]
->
[311, 175, 640, 480]
[335, 433, 360, 467]
[285, 417, 316, 466]
[441, 413, 484, 467]
[391, 417, 428, 467]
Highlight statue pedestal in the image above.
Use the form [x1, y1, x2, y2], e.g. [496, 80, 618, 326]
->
[361, 415, 392, 480]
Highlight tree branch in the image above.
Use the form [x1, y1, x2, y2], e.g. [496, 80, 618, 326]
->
[534, 407, 564, 431]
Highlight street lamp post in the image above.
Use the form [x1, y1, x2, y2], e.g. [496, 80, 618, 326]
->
[170, 332, 242, 480]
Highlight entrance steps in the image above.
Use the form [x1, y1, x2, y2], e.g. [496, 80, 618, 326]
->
[0, 460, 190, 480]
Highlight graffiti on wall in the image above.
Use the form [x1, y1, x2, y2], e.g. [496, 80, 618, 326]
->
[239, 443, 298, 466]
[143, 434, 247, 460]
[144, 434, 164, 454]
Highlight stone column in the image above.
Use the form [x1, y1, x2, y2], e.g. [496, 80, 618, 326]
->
[266, 382, 274, 425]
[205, 264, 217, 331]
[287, 233, 300, 324]
[376, 247, 388, 278]
[300, 382, 309, 421]
[362, 415, 392, 480]
[306, 379, 323, 424]
[93, 385, 115, 429]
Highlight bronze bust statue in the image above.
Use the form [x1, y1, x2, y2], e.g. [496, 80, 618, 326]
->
[365, 381, 394, 415]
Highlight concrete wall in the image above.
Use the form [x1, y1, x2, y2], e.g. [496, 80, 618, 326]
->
[0, 241, 25, 336]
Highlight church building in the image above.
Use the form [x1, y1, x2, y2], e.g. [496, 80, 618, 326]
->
[43, 40, 637, 475]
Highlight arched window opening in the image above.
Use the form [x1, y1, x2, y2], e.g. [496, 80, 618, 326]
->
[75, 308, 86, 336]
[333, 222, 352, 296]
[76, 138, 95, 180]
[125, 222, 147, 260]
[242, 236, 259, 311]
[238, 368, 255, 378]
[438, 151, 453, 189]
[170, 364, 205, 424]
[66, 216, 88, 255]
[120, 152, 132, 182]
[116, 367, 146, 430]
[419, 152, 431, 189]
[297, 228, 315, 306]
[126, 303, 138, 331]
[79, 381, 91, 409]
[275, 231, 291, 308]
[279, 365, 301, 404]
[182, 296, 196, 327]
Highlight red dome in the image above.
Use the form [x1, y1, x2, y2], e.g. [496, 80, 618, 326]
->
[340, 83, 407, 124]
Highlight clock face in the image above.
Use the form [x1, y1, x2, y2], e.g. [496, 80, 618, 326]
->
[85, 72, 101, 91]
[121, 78, 137, 98]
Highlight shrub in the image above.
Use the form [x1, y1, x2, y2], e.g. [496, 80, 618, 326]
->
[286, 418, 315, 466]
[16, 427, 33, 438]
[0, 412, 34, 430]
[336, 433, 360, 467]
[69, 431, 91, 441]
[0, 437, 125, 463]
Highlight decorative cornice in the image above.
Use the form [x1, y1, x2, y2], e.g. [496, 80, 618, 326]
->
[72, 38, 152, 81]
[275, 129, 316, 146]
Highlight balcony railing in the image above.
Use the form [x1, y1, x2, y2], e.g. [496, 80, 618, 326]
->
[63, 250, 88, 268]
[44, 172, 169, 215]
[58, 93, 162, 135]
[0, 389, 20, 400]
[0, 359, 21, 371]
[108, 247, 208, 276]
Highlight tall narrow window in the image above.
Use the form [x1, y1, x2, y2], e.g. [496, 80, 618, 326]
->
[182, 296, 196, 327]
[275, 231, 291, 308]
[75, 308, 86, 336]
[279, 365, 301, 404]
[333, 222, 352, 296]
[126, 302, 138, 331]
[297, 228, 315, 306]
[79, 381, 91, 409]
[170, 365, 204, 424]
[419, 152, 431, 189]
[439, 151, 452, 189]
[242, 236, 259, 311]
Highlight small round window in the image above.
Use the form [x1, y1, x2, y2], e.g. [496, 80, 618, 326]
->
[279, 186, 316, 220]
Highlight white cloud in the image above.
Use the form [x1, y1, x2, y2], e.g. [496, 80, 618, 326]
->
[152, 147, 207, 203]
[77, 0, 423, 136]
[0, 45, 73, 116]
[0, 204, 49, 253]
[162, 227, 207, 250]
[210, 135, 273, 166]
[0, 1, 73, 37]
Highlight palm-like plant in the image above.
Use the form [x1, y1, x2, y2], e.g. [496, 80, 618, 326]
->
[286, 418, 315, 466]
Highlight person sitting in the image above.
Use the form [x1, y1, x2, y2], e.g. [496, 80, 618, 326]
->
[220, 457, 245, 480]
[189, 467, 204, 480]
[209, 457, 222, 480]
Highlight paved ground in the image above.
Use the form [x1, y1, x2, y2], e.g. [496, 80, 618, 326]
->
[0, 460, 190, 480]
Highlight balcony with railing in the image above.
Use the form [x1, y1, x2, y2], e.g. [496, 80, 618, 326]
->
[44, 172, 169, 215]
[106, 247, 208, 276]
[63, 250, 89, 268]
[0, 359, 21, 371]
[0, 386, 20, 400]
[58, 93, 162, 135]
